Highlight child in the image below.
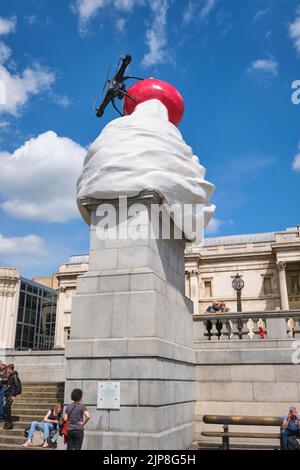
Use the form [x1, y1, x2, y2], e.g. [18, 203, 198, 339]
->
[0, 381, 4, 421]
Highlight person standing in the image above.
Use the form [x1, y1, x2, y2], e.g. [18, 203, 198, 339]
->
[4, 364, 22, 430]
[64, 389, 90, 450]
[0, 381, 4, 421]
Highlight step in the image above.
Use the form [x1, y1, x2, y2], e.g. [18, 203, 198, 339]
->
[17, 398, 64, 404]
[11, 405, 50, 412]
[21, 388, 64, 394]
[0, 434, 59, 447]
[0, 443, 52, 451]
[23, 382, 65, 389]
[13, 402, 62, 410]
[12, 414, 46, 421]
[23, 382, 65, 388]
[9, 413, 46, 424]
[8, 421, 32, 429]
[20, 392, 64, 398]
[0, 428, 27, 437]
[0, 434, 30, 445]
[12, 410, 50, 417]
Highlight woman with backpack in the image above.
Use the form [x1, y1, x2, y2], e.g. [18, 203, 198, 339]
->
[3, 364, 22, 430]
[23, 401, 63, 448]
[63, 389, 90, 450]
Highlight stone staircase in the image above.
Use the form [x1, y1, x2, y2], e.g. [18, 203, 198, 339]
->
[0, 382, 64, 450]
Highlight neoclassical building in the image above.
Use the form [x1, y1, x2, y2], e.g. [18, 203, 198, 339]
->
[53, 225, 300, 348]
[54, 255, 89, 348]
[0, 225, 299, 349]
[185, 225, 300, 315]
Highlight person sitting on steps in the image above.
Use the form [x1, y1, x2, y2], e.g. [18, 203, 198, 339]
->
[23, 401, 63, 448]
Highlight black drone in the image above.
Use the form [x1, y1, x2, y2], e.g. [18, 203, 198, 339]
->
[95, 55, 143, 118]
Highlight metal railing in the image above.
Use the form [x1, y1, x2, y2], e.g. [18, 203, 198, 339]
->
[193, 310, 300, 341]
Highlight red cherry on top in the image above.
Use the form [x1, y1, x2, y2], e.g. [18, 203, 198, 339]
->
[123, 78, 185, 127]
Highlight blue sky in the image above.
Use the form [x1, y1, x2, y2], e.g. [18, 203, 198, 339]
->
[0, 0, 299, 278]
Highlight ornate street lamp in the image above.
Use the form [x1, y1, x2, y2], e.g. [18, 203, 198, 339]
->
[232, 274, 244, 313]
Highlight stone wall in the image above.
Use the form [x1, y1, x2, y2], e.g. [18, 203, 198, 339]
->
[195, 339, 299, 447]
[1, 350, 66, 383]
[2, 339, 299, 448]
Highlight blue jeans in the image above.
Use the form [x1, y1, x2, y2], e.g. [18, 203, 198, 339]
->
[281, 428, 300, 450]
[28, 421, 54, 441]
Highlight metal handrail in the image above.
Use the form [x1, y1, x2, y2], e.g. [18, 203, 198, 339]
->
[203, 415, 283, 426]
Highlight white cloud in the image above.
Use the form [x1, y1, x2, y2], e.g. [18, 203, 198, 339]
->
[293, 142, 300, 171]
[25, 15, 38, 26]
[142, 0, 169, 68]
[289, 9, 300, 54]
[72, 0, 141, 33]
[253, 8, 270, 22]
[0, 18, 55, 116]
[200, 0, 216, 20]
[0, 16, 17, 36]
[248, 58, 279, 77]
[0, 63, 55, 116]
[205, 218, 224, 235]
[0, 234, 46, 256]
[0, 120, 9, 129]
[182, 1, 197, 27]
[0, 131, 86, 222]
[0, 42, 12, 64]
[72, 0, 106, 28]
[72, 0, 169, 66]
[114, 0, 141, 10]
[116, 17, 126, 32]
[51, 94, 72, 108]
[293, 154, 300, 171]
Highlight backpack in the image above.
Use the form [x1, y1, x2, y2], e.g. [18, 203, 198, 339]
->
[288, 435, 300, 450]
[14, 374, 22, 396]
[32, 430, 44, 447]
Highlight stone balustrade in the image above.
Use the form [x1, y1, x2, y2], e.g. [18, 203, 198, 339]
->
[193, 310, 300, 341]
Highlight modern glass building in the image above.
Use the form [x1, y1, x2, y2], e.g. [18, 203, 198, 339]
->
[15, 277, 57, 350]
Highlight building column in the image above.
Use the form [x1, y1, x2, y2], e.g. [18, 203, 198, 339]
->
[0, 268, 20, 349]
[54, 287, 66, 348]
[277, 262, 289, 310]
[186, 269, 199, 315]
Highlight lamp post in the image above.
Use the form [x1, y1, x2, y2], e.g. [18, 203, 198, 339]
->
[232, 273, 244, 312]
[232, 274, 244, 340]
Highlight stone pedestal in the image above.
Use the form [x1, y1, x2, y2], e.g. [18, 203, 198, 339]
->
[65, 192, 196, 450]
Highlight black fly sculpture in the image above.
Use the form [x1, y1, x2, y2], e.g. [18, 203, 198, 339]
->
[94, 55, 143, 118]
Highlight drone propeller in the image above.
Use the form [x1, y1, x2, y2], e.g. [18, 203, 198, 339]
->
[94, 54, 143, 119]
[91, 66, 112, 120]
[102, 66, 112, 94]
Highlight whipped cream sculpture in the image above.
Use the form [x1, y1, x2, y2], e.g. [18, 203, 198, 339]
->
[77, 79, 216, 242]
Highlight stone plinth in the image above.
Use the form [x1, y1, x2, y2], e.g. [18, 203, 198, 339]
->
[65, 192, 196, 450]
